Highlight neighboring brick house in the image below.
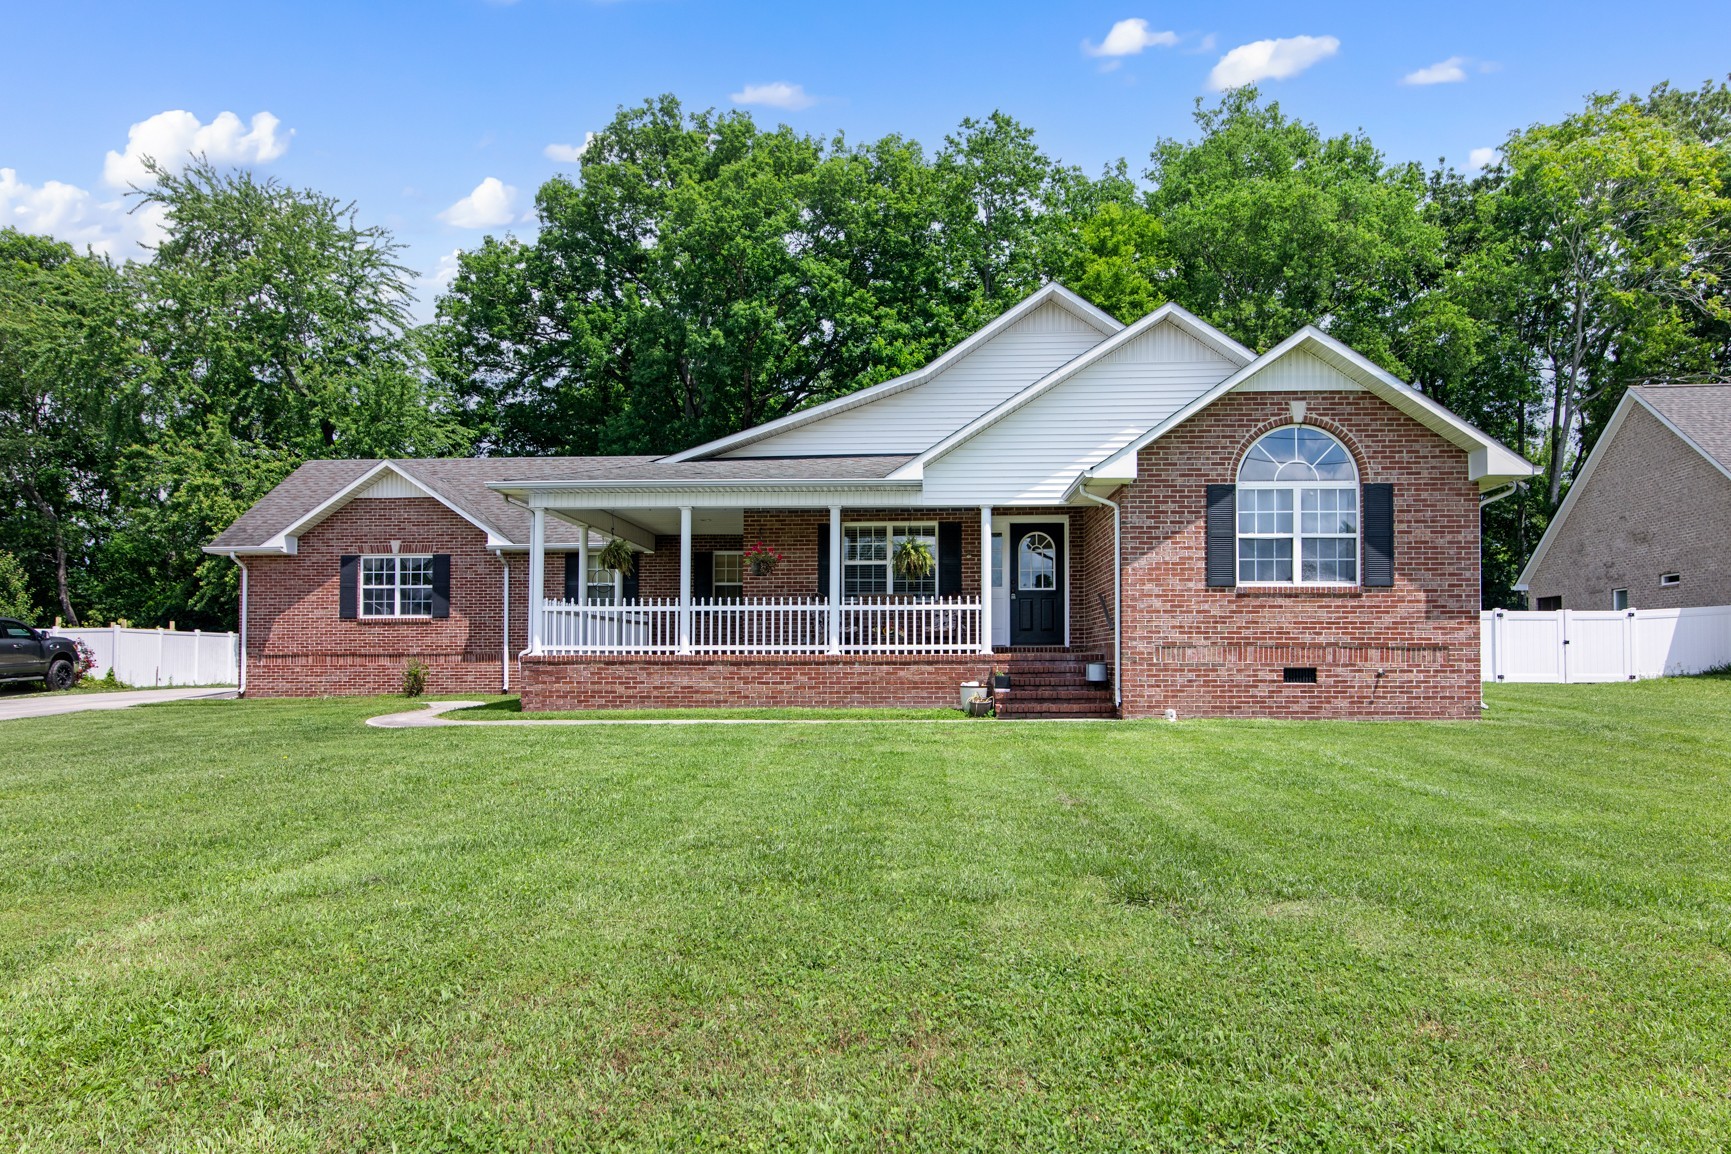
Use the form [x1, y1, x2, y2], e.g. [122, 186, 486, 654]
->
[207, 284, 1532, 718]
[1519, 384, 1731, 612]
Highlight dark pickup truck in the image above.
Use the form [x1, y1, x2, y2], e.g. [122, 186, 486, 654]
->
[0, 618, 82, 690]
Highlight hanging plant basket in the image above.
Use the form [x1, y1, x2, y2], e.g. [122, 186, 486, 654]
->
[598, 538, 635, 577]
[743, 541, 783, 577]
[893, 538, 936, 583]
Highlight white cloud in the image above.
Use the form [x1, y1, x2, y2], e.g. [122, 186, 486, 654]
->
[1402, 56, 1469, 86]
[0, 167, 168, 258]
[729, 82, 815, 111]
[1208, 35, 1339, 90]
[544, 133, 596, 163]
[1083, 18, 1179, 58]
[1467, 147, 1498, 171]
[438, 177, 517, 228]
[422, 248, 465, 295]
[102, 110, 290, 189]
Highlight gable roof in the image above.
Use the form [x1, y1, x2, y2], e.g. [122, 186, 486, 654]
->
[891, 302, 1255, 481]
[662, 283, 1122, 463]
[1515, 384, 1731, 590]
[1081, 326, 1533, 490]
[204, 454, 916, 554]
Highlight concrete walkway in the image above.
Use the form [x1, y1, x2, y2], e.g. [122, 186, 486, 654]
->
[366, 701, 989, 728]
[0, 686, 237, 722]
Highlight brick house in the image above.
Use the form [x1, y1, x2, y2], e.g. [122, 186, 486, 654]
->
[1519, 383, 1731, 612]
[206, 284, 1532, 718]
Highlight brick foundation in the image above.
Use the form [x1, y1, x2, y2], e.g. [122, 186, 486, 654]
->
[519, 653, 997, 711]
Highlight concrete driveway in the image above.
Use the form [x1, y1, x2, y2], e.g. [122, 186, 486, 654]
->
[0, 686, 236, 722]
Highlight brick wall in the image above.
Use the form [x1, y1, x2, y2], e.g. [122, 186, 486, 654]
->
[520, 653, 995, 710]
[243, 498, 512, 696]
[1524, 401, 1731, 610]
[1116, 393, 1482, 720]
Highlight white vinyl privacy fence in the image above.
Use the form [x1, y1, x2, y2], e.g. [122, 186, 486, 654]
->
[56, 626, 240, 687]
[1481, 606, 1731, 683]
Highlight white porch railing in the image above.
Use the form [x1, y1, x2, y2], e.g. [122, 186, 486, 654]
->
[539, 597, 983, 656]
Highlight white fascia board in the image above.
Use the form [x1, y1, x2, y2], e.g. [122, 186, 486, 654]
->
[1087, 327, 1535, 487]
[889, 303, 1257, 482]
[661, 282, 1123, 463]
[274, 461, 513, 550]
[199, 543, 298, 557]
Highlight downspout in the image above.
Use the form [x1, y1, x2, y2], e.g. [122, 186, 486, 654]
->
[501, 496, 536, 663]
[1077, 487, 1121, 710]
[228, 553, 247, 696]
[493, 548, 511, 693]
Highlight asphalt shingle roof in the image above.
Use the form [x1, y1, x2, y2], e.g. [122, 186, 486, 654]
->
[206, 455, 917, 550]
[1636, 384, 1731, 475]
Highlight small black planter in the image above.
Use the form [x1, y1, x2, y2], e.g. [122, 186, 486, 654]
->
[992, 672, 1011, 690]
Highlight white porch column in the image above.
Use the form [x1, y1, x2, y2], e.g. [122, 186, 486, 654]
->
[827, 505, 843, 654]
[678, 506, 693, 654]
[528, 506, 546, 654]
[575, 522, 589, 605]
[979, 505, 993, 654]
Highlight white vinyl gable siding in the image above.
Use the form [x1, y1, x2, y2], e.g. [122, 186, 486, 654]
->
[1233, 348, 1367, 392]
[720, 302, 1107, 458]
[921, 319, 1239, 504]
[352, 471, 433, 499]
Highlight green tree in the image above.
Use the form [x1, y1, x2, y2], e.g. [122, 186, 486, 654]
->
[0, 229, 144, 625]
[0, 550, 38, 622]
[1495, 97, 1729, 506]
[1142, 89, 1445, 364]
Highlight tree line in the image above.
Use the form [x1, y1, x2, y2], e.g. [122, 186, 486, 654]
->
[4, 82, 1728, 629]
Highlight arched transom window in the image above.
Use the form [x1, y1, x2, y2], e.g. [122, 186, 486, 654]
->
[1018, 531, 1057, 590]
[1236, 426, 1359, 585]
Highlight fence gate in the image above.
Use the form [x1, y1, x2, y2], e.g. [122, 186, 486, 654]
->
[1482, 609, 1639, 684]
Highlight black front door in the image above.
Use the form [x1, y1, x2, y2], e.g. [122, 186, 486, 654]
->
[1009, 523, 1064, 646]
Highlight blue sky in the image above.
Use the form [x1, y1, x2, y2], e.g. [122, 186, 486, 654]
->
[4, 0, 1728, 319]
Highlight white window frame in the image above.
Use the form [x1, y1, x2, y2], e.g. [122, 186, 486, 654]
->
[1235, 425, 1361, 588]
[842, 521, 938, 599]
[1660, 573, 1681, 587]
[1611, 588, 1629, 610]
[360, 554, 435, 618]
[712, 551, 744, 601]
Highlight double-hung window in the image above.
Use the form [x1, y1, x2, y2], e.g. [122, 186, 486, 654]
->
[361, 555, 434, 617]
[843, 522, 937, 598]
[1236, 426, 1359, 586]
[712, 551, 744, 601]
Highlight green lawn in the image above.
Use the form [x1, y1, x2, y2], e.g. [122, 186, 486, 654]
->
[446, 699, 978, 722]
[3, 682, 1729, 1151]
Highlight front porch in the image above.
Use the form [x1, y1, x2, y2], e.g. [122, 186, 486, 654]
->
[491, 480, 1115, 712]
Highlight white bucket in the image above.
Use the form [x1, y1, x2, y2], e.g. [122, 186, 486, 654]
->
[959, 681, 987, 710]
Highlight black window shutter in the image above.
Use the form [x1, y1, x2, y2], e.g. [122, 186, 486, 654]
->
[339, 555, 359, 618]
[937, 522, 963, 596]
[1205, 485, 1237, 588]
[431, 554, 451, 618]
[563, 553, 584, 601]
[622, 555, 640, 602]
[816, 526, 831, 598]
[1362, 483, 1394, 587]
[693, 551, 714, 599]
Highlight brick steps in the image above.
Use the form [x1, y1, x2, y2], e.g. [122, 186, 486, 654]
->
[992, 650, 1115, 720]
